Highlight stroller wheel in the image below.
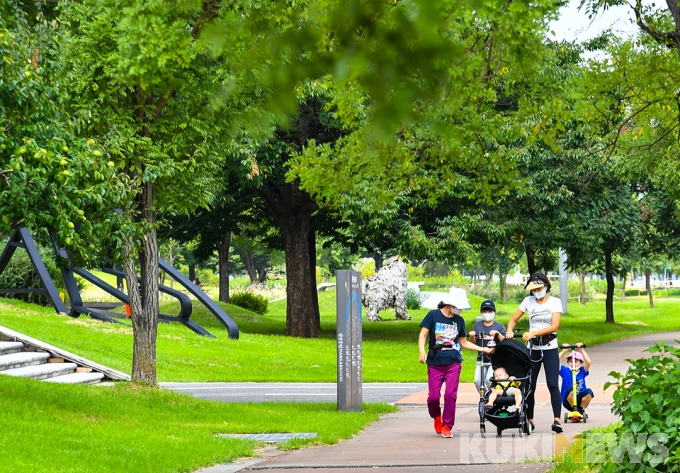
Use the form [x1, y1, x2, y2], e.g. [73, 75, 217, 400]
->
[583, 412, 588, 423]
[524, 419, 532, 436]
[563, 412, 569, 423]
[497, 427, 503, 437]
[480, 425, 486, 438]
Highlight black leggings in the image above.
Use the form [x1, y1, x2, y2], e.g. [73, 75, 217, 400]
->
[527, 348, 561, 420]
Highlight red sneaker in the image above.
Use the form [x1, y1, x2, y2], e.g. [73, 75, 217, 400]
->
[442, 425, 453, 438]
[434, 415, 443, 434]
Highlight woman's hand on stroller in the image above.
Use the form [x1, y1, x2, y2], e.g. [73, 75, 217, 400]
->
[521, 332, 534, 341]
[482, 346, 494, 355]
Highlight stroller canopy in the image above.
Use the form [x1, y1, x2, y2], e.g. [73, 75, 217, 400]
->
[490, 339, 532, 378]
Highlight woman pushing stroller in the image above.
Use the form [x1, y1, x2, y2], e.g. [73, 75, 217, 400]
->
[507, 271, 564, 433]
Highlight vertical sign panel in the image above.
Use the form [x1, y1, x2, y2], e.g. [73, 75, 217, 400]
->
[337, 270, 362, 411]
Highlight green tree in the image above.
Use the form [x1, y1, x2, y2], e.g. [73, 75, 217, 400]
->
[0, 0, 131, 265]
[65, 0, 234, 383]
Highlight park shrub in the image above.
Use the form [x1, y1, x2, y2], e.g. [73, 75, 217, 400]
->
[468, 284, 500, 301]
[624, 289, 648, 297]
[602, 343, 680, 472]
[405, 288, 425, 310]
[504, 285, 528, 302]
[0, 243, 65, 306]
[567, 280, 598, 303]
[229, 291, 269, 314]
[667, 288, 680, 297]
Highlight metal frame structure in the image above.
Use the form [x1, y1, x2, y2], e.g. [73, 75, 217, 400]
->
[0, 228, 239, 339]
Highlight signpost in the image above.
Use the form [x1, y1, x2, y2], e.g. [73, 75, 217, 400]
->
[336, 270, 362, 412]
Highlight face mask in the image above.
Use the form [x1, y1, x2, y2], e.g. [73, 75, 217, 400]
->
[533, 288, 547, 299]
[451, 307, 463, 315]
[482, 312, 495, 322]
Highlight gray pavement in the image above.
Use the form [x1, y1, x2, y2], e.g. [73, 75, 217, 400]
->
[192, 331, 680, 473]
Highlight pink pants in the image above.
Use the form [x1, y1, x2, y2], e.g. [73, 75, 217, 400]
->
[427, 363, 462, 428]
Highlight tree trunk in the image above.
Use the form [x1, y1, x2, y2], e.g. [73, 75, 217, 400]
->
[124, 180, 159, 384]
[604, 250, 615, 323]
[166, 243, 174, 289]
[525, 244, 538, 275]
[500, 271, 508, 302]
[580, 266, 586, 305]
[485, 268, 495, 288]
[188, 263, 196, 282]
[621, 272, 626, 303]
[373, 253, 383, 273]
[257, 262, 268, 284]
[257, 183, 319, 338]
[241, 250, 257, 285]
[646, 268, 654, 308]
[309, 227, 320, 333]
[217, 231, 231, 303]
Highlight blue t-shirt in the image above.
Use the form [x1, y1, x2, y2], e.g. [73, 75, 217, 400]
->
[420, 309, 467, 366]
[559, 364, 588, 401]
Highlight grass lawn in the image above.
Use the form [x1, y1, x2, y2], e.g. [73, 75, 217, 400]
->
[0, 292, 679, 382]
[0, 375, 395, 473]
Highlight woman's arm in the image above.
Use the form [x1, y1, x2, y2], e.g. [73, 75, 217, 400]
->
[460, 337, 493, 354]
[418, 327, 429, 364]
[506, 309, 525, 338]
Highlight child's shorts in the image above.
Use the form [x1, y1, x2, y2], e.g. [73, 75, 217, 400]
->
[563, 388, 594, 411]
[496, 386, 519, 396]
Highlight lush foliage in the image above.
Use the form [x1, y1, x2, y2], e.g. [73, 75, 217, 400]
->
[405, 288, 425, 310]
[601, 343, 680, 472]
[0, 1, 132, 264]
[0, 375, 395, 473]
[229, 291, 269, 315]
[0, 242, 67, 306]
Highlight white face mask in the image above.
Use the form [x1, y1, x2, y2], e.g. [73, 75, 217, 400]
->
[533, 288, 547, 299]
[451, 307, 463, 315]
[482, 312, 495, 322]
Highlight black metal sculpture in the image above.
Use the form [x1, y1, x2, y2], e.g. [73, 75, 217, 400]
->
[0, 228, 239, 339]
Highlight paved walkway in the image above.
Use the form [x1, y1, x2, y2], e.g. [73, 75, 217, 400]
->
[195, 332, 680, 473]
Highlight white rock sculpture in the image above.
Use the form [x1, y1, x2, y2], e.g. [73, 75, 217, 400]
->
[361, 259, 410, 321]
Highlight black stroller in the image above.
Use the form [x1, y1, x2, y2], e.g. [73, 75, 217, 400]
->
[478, 338, 533, 438]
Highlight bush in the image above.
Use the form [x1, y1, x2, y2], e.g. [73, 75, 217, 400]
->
[601, 343, 679, 472]
[405, 288, 425, 310]
[0, 243, 64, 306]
[624, 289, 648, 296]
[567, 280, 598, 303]
[667, 288, 680, 297]
[229, 291, 269, 314]
[468, 284, 500, 301]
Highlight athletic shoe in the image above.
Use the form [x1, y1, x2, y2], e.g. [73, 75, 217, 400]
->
[441, 425, 453, 438]
[552, 421, 563, 433]
[434, 415, 443, 434]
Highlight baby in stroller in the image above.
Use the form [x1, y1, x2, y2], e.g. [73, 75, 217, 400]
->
[478, 338, 533, 437]
[485, 366, 522, 411]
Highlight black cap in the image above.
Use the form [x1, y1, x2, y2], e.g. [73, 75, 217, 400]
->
[480, 299, 496, 312]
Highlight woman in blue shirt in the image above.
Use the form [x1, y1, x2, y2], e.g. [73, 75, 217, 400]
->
[418, 297, 494, 438]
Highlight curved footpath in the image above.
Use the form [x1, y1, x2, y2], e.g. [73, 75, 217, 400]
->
[193, 332, 680, 473]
